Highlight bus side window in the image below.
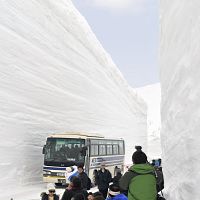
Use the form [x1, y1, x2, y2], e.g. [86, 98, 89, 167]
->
[113, 144, 119, 155]
[107, 144, 112, 155]
[91, 144, 98, 156]
[119, 141, 124, 155]
[99, 144, 106, 155]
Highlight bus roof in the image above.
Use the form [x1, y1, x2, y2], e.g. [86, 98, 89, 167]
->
[48, 132, 104, 139]
[47, 132, 123, 140]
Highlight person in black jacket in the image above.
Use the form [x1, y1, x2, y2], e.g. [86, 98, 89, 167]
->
[41, 183, 59, 200]
[112, 171, 122, 186]
[61, 176, 88, 200]
[77, 165, 89, 190]
[95, 163, 112, 198]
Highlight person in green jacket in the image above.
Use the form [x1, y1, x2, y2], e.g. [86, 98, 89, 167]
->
[119, 147, 157, 200]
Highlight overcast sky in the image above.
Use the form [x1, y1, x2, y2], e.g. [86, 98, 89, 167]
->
[73, 0, 159, 87]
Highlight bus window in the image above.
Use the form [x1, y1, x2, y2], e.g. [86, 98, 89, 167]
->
[107, 144, 112, 155]
[119, 141, 124, 155]
[91, 144, 98, 156]
[44, 138, 85, 164]
[99, 144, 106, 155]
[91, 140, 99, 144]
[98, 140, 104, 144]
[113, 144, 119, 155]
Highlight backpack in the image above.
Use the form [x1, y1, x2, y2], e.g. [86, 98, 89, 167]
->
[87, 177, 92, 190]
[129, 170, 165, 200]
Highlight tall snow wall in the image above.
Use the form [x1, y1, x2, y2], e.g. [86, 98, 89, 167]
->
[136, 84, 161, 159]
[0, 0, 147, 198]
[160, 1, 200, 199]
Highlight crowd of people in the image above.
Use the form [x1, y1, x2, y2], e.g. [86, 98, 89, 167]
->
[41, 147, 165, 200]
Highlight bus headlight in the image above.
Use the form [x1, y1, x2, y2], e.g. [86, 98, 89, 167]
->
[57, 172, 65, 177]
[43, 171, 51, 175]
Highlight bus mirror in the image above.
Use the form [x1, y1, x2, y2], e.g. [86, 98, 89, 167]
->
[42, 145, 46, 154]
[80, 146, 87, 156]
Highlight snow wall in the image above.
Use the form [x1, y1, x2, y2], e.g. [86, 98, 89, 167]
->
[0, 0, 147, 198]
[160, 1, 200, 199]
[136, 83, 161, 159]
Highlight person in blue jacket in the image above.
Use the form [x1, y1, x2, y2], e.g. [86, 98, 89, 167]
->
[106, 184, 127, 200]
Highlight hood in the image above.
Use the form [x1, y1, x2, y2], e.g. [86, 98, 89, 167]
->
[129, 164, 155, 174]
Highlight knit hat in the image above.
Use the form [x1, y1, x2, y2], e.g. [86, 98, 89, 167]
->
[132, 150, 147, 164]
[108, 184, 120, 196]
[47, 183, 55, 192]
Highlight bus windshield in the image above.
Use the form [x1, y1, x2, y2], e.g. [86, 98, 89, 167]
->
[44, 138, 85, 166]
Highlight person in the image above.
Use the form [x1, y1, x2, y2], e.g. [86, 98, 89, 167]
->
[106, 184, 127, 200]
[77, 165, 89, 190]
[151, 159, 156, 166]
[61, 176, 88, 200]
[74, 145, 80, 161]
[155, 165, 164, 193]
[93, 192, 105, 200]
[71, 193, 86, 200]
[93, 169, 98, 186]
[95, 163, 112, 198]
[41, 183, 59, 200]
[158, 159, 162, 167]
[112, 171, 122, 186]
[119, 147, 157, 200]
[88, 192, 94, 200]
[151, 159, 164, 192]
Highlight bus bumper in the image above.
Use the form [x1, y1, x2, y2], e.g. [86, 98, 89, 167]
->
[43, 176, 66, 184]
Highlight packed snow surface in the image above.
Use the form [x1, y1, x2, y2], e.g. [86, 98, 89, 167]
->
[0, 0, 147, 199]
[160, 1, 200, 199]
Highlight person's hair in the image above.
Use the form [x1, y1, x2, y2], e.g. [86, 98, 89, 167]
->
[77, 165, 84, 169]
[88, 192, 93, 196]
[108, 184, 120, 197]
[93, 196, 104, 200]
[132, 150, 147, 164]
[93, 192, 103, 198]
[72, 193, 85, 200]
[71, 176, 82, 188]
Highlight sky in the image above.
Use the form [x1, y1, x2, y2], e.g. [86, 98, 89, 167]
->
[73, 0, 159, 87]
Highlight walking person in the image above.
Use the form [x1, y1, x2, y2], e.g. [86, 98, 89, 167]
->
[119, 146, 157, 200]
[61, 176, 88, 200]
[95, 163, 112, 198]
[41, 183, 59, 200]
[77, 165, 89, 190]
[112, 171, 122, 186]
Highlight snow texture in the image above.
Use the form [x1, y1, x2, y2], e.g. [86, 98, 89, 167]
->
[160, 1, 200, 199]
[0, 0, 147, 199]
[136, 83, 161, 159]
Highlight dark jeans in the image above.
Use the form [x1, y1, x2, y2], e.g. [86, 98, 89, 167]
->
[99, 188, 108, 199]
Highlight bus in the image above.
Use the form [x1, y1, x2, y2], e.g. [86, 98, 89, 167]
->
[42, 132, 125, 185]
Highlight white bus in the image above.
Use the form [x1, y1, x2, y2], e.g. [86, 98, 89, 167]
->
[42, 132, 125, 185]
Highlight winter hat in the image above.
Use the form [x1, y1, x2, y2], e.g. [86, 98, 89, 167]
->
[47, 183, 55, 192]
[108, 184, 120, 196]
[132, 150, 147, 164]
